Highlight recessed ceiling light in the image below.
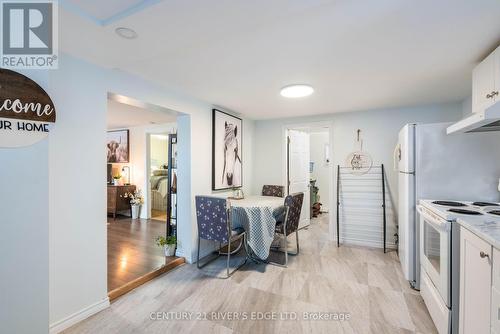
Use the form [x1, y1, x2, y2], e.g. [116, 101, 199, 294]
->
[280, 84, 314, 98]
[115, 27, 138, 40]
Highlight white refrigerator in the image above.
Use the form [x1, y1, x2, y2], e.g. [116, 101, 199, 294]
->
[395, 122, 500, 289]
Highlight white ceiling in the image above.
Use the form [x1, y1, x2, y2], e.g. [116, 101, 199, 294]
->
[62, 0, 154, 24]
[107, 99, 176, 129]
[61, 0, 500, 120]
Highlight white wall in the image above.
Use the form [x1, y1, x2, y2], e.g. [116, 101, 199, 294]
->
[462, 95, 472, 117]
[48, 55, 109, 332]
[252, 103, 463, 244]
[0, 54, 255, 332]
[1, 68, 49, 334]
[309, 131, 330, 210]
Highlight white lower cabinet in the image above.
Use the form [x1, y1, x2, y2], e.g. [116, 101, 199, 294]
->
[492, 248, 500, 333]
[459, 227, 492, 334]
[492, 287, 500, 333]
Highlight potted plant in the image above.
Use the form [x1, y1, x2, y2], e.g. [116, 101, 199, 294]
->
[155, 235, 176, 256]
[124, 189, 144, 219]
[112, 174, 121, 186]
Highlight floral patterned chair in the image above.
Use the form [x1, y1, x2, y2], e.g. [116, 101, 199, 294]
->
[261, 185, 285, 198]
[195, 196, 246, 278]
[270, 192, 304, 267]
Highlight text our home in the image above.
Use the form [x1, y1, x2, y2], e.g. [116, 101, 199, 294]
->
[0, 120, 50, 132]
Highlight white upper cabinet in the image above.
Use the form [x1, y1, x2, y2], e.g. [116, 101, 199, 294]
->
[472, 46, 500, 114]
[497, 47, 500, 101]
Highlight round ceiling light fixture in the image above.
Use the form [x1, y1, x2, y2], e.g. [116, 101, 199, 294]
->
[280, 84, 314, 98]
[115, 27, 138, 40]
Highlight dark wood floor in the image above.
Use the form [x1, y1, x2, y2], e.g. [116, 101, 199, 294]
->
[107, 216, 177, 292]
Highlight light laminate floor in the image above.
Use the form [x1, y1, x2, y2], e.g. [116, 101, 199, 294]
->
[67, 214, 437, 334]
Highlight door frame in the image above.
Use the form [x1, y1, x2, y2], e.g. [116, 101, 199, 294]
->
[282, 121, 334, 239]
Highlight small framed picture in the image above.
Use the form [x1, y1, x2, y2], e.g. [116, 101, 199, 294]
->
[106, 129, 129, 163]
[212, 109, 242, 190]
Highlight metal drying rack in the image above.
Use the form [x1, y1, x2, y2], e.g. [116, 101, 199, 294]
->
[336, 164, 387, 253]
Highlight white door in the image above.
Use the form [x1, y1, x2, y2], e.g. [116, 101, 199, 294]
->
[459, 227, 492, 334]
[288, 129, 310, 229]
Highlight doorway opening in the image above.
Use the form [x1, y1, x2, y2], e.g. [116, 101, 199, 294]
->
[105, 93, 184, 300]
[283, 122, 333, 236]
[149, 133, 169, 221]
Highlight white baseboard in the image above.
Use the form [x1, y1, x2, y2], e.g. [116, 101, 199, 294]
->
[49, 298, 110, 334]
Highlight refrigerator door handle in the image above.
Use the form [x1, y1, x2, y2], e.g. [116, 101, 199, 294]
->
[393, 143, 401, 171]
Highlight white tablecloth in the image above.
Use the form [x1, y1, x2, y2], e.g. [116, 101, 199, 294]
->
[229, 196, 285, 260]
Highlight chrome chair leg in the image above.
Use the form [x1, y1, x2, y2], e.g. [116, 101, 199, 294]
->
[197, 238, 222, 269]
[284, 230, 300, 256]
[285, 231, 299, 256]
[268, 225, 290, 268]
[223, 233, 248, 279]
[243, 232, 249, 255]
[284, 233, 288, 267]
[296, 230, 300, 254]
[226, 238, 231, 278]
[197, 237, 201, 268]
[268, 229, 300, 267]
[197, 234, 247, 279]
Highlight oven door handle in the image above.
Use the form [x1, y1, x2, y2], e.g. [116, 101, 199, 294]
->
[417, 205, 451, 232]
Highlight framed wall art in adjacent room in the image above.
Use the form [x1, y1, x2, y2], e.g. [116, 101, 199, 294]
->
[106, 129, 129, 163]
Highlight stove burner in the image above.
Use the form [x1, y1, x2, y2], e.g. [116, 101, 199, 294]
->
[472, 202, 500, 207]
[488, 210, 500, 216]
[448, 208, 483, 215]
[432, 201, 467, 207]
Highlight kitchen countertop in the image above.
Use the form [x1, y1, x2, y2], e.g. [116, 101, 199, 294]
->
[457, 216, 500, 249]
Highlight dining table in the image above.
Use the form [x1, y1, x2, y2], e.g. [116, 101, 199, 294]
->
[229, 195, 286, 260]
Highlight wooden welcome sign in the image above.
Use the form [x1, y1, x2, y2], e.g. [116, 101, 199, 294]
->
[0, 69, 56, 147]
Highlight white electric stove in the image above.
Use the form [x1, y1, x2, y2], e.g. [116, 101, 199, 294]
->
[417, 199, 500, 334]
[420, 200, 500, 220]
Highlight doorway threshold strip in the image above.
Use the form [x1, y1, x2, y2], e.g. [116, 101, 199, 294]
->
[108, 257, 185, 301]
